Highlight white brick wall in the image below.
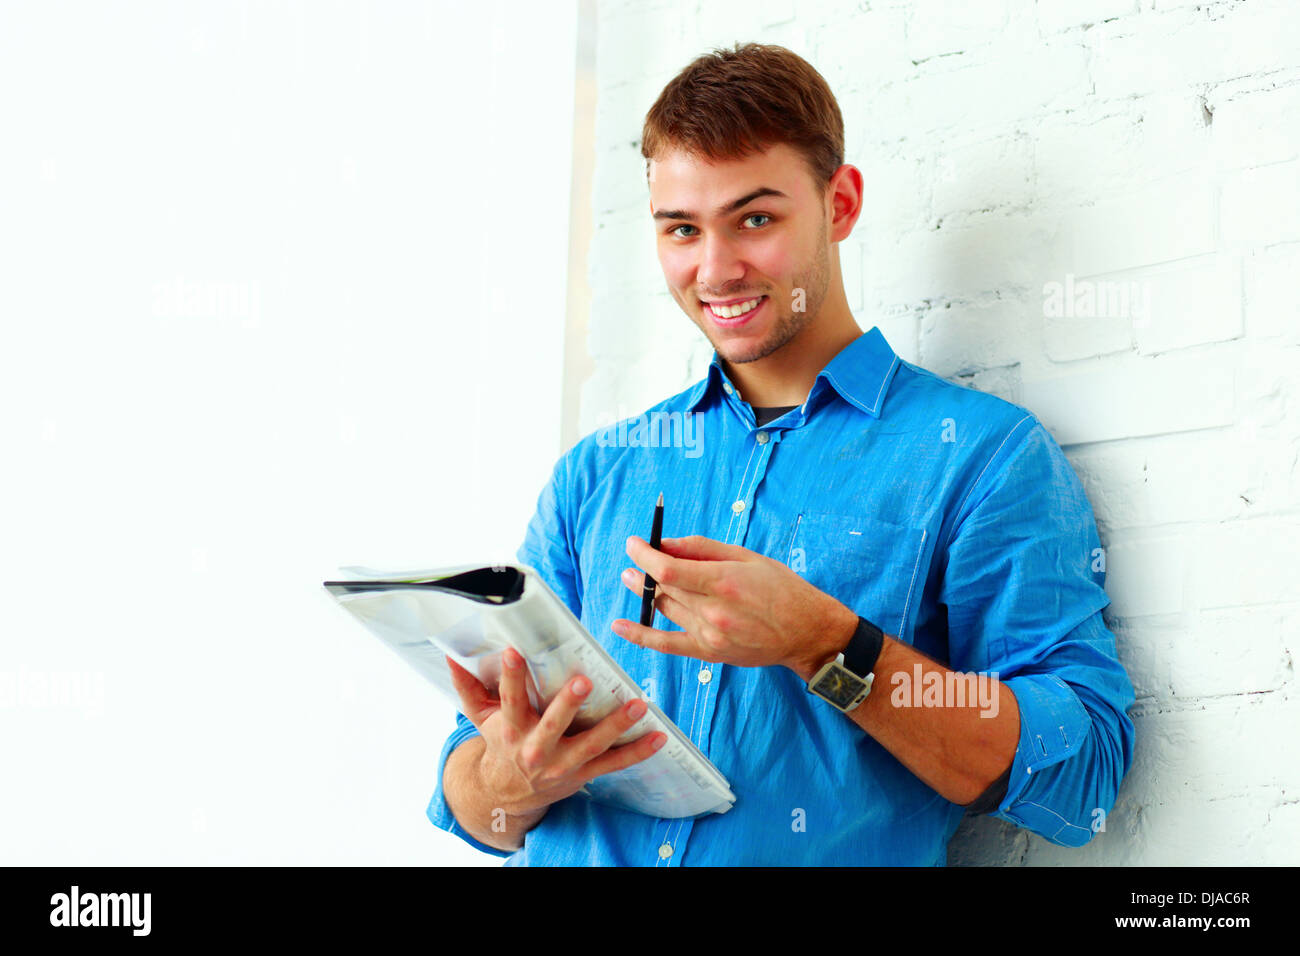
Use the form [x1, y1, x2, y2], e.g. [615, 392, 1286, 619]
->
[586, 0, 1300, 865]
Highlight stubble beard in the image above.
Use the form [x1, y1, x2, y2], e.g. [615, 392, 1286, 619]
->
[697, 220, 831, 366]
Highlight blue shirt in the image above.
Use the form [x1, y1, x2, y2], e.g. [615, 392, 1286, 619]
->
[427, 326, 1136, 865]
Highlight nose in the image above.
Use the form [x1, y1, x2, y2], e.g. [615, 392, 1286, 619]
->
[696, 231, 745, 295]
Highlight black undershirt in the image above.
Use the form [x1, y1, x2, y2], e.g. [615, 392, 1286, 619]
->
[752, 405, 798, 426]
[749, 402, 1010, 814]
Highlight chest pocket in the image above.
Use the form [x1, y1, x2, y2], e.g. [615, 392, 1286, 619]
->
[786, 511, 928, 642]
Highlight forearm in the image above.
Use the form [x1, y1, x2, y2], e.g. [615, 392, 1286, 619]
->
[790, 619, 1019, 806]
[442, 736, 549, 853]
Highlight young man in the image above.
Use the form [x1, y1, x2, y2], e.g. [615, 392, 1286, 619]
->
[430, 43, 1135, 865]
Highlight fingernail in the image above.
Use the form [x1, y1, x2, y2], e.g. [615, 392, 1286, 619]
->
[627, 699, 646, 720]
[572, 676, 590, 696]
[651, 733, 666, 750]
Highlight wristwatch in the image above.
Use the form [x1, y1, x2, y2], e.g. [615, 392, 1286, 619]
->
[806, 616, 884, 713]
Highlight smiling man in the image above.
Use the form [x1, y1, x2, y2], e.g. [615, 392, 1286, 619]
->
[429, 42, 1135, 866]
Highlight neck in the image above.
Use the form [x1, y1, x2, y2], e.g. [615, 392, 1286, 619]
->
[722, 282, 863, 408]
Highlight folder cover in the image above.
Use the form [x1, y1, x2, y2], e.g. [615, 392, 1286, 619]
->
[323, 563, 736, 819]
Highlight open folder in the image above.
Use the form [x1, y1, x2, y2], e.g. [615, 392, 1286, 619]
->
[322, 563, 736, 819]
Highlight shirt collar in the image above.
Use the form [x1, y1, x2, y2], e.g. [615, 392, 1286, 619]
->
[685, 326, 900, 418]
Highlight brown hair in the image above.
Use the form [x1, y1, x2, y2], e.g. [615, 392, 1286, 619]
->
[641, 42, 845, 194]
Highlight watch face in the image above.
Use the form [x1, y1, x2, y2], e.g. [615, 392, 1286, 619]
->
[811, 664, 869, 709]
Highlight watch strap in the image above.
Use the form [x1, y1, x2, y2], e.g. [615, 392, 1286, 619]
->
[841, 616, 884, 677]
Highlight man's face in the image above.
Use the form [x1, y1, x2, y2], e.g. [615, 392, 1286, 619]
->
[649, 142, 832, 366]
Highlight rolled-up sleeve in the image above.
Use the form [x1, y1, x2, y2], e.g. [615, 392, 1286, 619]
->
[941, 416, 1136, 847]
[425, 448, 583, 854]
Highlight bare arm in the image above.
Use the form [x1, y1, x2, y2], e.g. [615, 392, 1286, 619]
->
[442, 736, 547, 852]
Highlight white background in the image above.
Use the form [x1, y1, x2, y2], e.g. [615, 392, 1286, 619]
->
[0, 0, 577, 864]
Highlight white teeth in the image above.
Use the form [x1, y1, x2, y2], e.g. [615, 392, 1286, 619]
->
[707, 297, 762, 319]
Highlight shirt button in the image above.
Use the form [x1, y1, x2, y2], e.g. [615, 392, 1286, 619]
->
[731, 499, 745, 514]
[658, 843, 674, 859]
[723, 382, 734, 395]
[756, 430, 769, 444]
[697, 668, 712, 684]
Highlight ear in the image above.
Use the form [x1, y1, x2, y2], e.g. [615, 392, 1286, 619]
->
[827, 163, 864, 243]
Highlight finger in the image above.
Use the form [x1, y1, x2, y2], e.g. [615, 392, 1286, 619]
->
[619, 568, 705, 624]
[525, 672, 593, 757]
[611, 616, 701, 658]
[658, 534, 750, 561]
[553, 696, 650, 778]
[577, 728, 669, 782]
[497, 646, 532, 731]
[444, 655, 496, 727]
[625, 535, 720, 596]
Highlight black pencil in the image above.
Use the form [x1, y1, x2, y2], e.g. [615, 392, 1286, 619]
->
[639, 492, 664, 628]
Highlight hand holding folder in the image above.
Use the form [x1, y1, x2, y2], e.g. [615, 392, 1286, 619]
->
[323, 563, 735, 818]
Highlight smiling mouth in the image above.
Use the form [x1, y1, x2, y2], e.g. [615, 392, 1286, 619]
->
[701, 296, 766, 321]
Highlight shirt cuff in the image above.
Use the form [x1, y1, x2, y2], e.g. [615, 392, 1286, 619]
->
[993, 673, 1097, 845]
[426, 718, 515, 859]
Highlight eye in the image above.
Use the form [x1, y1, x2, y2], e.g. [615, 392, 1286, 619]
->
[669, 224, 698, 238]
[744, 213, 771, 228]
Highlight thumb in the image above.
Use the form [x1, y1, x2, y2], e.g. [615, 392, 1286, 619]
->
[445, 655, 496, 726]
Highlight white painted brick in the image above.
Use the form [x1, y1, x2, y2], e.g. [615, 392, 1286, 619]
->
[1221, 159, 1300, 248]
[873, 171, 1216, 305]
[1022, 350, 1234, 446]
[1043, 314, 1134, 363]
[856, 151, 931, 240]
[1032, 93, 1211, 204]
[811, 5, 910, 98]
[1179, 605, 1295, 697]
[692, 0, 800, 47]
[866, 212, 1057, 303]
[953, 364, 1022, 405]
[1134, 254, 1243, 355]
[1090, 3, 1300, 102]
[869, 39, 1089, 135]
[595, 1, 689, 88]
[903, 0, 1016, 63]
[918, 296, 1031, 376]
[1109, 616, 1178, 700]
[1065, 443, 1150, 532]
[1036, 0, 1138, 35]
[1031, 110, 1141, 205]
[1068, 429, 1256, 533]
[1129, 697, 1300, 812]
[1209, 81, 1300, 170]
[1244, 243, 1300, 341]
[1191, 518, 1300, 610]
[1142, 431, 1253, 526]
[594, 143, 651, 214]
[1053, 171, 1217, 277]
[594, 73, 666, 153]
[872, 308, 921, 366]
[1103, 534, 1188, 618]
[931, 132, 1034, 221]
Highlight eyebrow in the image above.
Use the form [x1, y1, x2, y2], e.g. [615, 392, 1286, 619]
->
[652, 187, 789, 222]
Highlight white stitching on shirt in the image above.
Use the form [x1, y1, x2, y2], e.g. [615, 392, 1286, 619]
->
[897, 528, 927, 638]
[869, 354, 900, 414]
